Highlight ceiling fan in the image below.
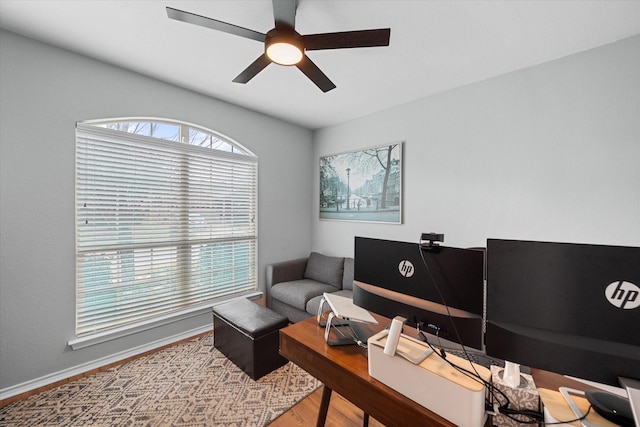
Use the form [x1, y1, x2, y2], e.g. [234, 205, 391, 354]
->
[166, 0, 391, 92]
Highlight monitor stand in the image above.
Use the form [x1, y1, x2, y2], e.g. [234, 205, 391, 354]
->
[585, 390, 633, 427]
[559, 379, 639, 427]
[619, 377, 640, 427]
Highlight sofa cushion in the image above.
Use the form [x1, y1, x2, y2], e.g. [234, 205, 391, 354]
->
[342, 258, 354, 291]
[304, 252, 344, 289]
[270, 279, 338, 311]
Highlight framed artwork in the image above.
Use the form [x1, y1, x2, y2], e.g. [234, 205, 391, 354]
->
[320, 142, 403, 223]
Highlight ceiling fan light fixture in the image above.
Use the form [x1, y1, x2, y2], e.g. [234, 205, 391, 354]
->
[265, 27, 303, 66]
[266, 41, 303, 65]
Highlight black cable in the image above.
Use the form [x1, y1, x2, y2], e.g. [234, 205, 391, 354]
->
[418, 247, 508, 401]
[416, 242, 594, 426]
[418, 247, 480, 373]
[329, 320, 367, 348]
[417, 245, 547, 423]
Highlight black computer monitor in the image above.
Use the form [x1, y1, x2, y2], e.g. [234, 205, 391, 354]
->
[353, 236, 485, 350]
[485, 238, 640, 425]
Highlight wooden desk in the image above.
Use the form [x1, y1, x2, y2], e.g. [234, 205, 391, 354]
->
[279, 313, 610, 427]
[279, 313, 460, 427]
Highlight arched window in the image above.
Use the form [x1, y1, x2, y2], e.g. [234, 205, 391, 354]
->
[73, 119, 258, 345]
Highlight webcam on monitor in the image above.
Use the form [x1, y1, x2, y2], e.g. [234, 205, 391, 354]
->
[420, 233, 444, 252]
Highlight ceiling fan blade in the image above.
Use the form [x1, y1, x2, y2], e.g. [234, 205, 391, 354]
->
[303, 28, 390, 50]
[233, 54, 272, 84]
[296, 55, 336, 92]
[167, 7, 265, 42]
[272, 0, 296, 28]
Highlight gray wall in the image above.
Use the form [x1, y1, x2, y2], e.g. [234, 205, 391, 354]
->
[312, 35, 640, 254]
[0, 30, 313, 391]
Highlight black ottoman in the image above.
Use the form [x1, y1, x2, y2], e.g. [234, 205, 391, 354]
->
[212, 298, 289, 380]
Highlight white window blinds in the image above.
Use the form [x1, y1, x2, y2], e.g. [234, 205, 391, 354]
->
[75, 122, 258, 337]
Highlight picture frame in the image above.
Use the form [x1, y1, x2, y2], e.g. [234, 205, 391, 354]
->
[320, 142, 403, 223]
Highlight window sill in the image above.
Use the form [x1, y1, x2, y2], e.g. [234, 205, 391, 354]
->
[68, 292, 262, 350]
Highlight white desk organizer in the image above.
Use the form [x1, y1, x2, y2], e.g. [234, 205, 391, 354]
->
[368, 330, 490, 427]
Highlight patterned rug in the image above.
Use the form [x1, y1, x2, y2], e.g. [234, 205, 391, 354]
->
[0, 333, 320, 426]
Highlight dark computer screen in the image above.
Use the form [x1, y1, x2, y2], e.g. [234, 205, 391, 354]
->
[485, 238, 640, 386]
[353, 236, 485, 349]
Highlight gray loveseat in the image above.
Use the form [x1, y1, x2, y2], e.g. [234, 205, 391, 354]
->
[266, 252, 354, 323]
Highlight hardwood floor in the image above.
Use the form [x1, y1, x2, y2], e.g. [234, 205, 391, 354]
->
[268, 386, 385, 427]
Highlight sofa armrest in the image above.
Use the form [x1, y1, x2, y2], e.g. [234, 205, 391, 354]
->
[267, 257, 308, 286]
[266, 257, 308, 307]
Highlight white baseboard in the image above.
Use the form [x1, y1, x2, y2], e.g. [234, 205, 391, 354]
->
[0, 324, 211, 401]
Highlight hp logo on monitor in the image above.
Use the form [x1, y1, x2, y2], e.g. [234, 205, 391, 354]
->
[398, 260, 414, 278]
[605, 281, 640, 309]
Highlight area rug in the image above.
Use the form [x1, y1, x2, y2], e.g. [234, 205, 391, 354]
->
[0, 333, 320, 426]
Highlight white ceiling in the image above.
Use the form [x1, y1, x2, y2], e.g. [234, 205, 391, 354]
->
[1, 1, 639, 130]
